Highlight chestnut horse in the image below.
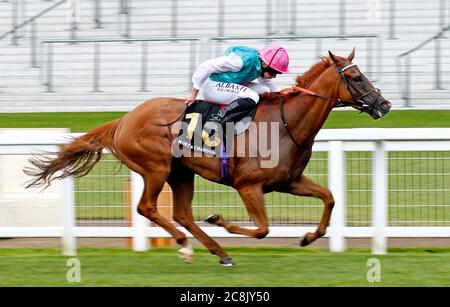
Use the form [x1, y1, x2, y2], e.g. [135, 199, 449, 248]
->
[24, 50, 391, 266]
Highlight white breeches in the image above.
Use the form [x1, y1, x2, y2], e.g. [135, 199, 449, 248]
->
[200, 79, 270, 105]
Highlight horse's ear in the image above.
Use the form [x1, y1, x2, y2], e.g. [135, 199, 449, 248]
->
[347, 47, 355, 62]
[328, 51, 342, 65]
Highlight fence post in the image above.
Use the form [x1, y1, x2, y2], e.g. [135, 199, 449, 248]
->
[131, 171, 149, 251]
[328, 141, 346, 252]
[62, 176, 76, 256]
[372, 140, 387, 255]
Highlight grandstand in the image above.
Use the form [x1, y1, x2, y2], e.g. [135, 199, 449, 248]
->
[0, 0, 449, 112]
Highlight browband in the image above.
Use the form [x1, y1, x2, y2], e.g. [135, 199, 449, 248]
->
[339, 63, 357, 73]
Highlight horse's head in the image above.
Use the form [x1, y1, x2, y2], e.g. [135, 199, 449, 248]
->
[328, 49, 391, 119]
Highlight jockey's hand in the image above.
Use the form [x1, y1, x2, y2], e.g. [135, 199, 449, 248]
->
[184, 89, 199, 106]
[184, 98, 195, 106]
[281, 86, 315, 97]
[280, 86, 299, 96]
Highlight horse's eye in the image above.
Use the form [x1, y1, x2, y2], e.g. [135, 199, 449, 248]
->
[353, 76, 363, 82]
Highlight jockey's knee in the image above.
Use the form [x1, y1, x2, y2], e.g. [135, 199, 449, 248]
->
[247, 91, 260, 103]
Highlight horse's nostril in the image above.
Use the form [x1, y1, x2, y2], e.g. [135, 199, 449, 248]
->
[380, 100, 391, 110]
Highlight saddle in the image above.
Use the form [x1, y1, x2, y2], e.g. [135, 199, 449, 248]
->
[175, 100, 257, 156]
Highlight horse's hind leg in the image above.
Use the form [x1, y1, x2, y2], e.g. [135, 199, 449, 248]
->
[113, 114, 189, 255]
[137, 172, 189, 249]
[167, 165, 234, 266]
[286, 175, 335, 246]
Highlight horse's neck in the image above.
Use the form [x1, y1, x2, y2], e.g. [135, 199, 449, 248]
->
[285, 67, 339, 145]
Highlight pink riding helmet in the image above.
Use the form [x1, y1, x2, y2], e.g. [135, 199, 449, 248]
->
[259, 44, 290, 73]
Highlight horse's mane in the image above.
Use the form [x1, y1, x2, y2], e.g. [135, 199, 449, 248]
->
[260, 56, 333, 103]
[295, 56, 333, 88]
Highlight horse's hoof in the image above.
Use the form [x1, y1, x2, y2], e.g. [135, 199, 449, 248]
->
[219, 257, 235, 267]
[205, 213, 220, 224]
[178, 244, 194, 264]
[299, 235, 310, 247]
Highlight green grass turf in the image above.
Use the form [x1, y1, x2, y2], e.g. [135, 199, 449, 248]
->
[0, 247, 448, 286]
[1, 110, 450, 132]
[0, 112, 126, 132]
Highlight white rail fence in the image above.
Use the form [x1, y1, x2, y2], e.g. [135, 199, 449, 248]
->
[0, 128, 449, 256]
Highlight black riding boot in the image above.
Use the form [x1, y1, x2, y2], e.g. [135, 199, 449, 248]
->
[208, 97, 257, 125]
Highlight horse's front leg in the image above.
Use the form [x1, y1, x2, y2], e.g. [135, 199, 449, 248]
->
[206, 184, 269, 239]
[285, 175, 335, 246]
[167, 166, 234, 266]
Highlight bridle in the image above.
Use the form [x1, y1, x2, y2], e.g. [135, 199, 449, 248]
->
[337, 63, 382, 111]
[284, 63, 382, 110]
[279, 62, 382, 147]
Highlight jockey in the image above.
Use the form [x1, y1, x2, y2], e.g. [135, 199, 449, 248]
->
[184, 44, 290, 126]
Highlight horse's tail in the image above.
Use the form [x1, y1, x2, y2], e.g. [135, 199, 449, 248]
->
[24, 118, 122, 189]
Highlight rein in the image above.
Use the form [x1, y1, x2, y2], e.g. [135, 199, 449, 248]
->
[161, 106, 189, 127]
[279, 63, 375, 148]
[280, 82, 359, 109]
[281, 63, 380, 110]
[279, 96, 310, 148]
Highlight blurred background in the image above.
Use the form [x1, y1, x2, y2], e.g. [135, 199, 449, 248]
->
[0, 0, 449, 112]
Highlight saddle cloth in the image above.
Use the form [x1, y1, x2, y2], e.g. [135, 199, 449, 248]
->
[175, 100, 257, 156]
